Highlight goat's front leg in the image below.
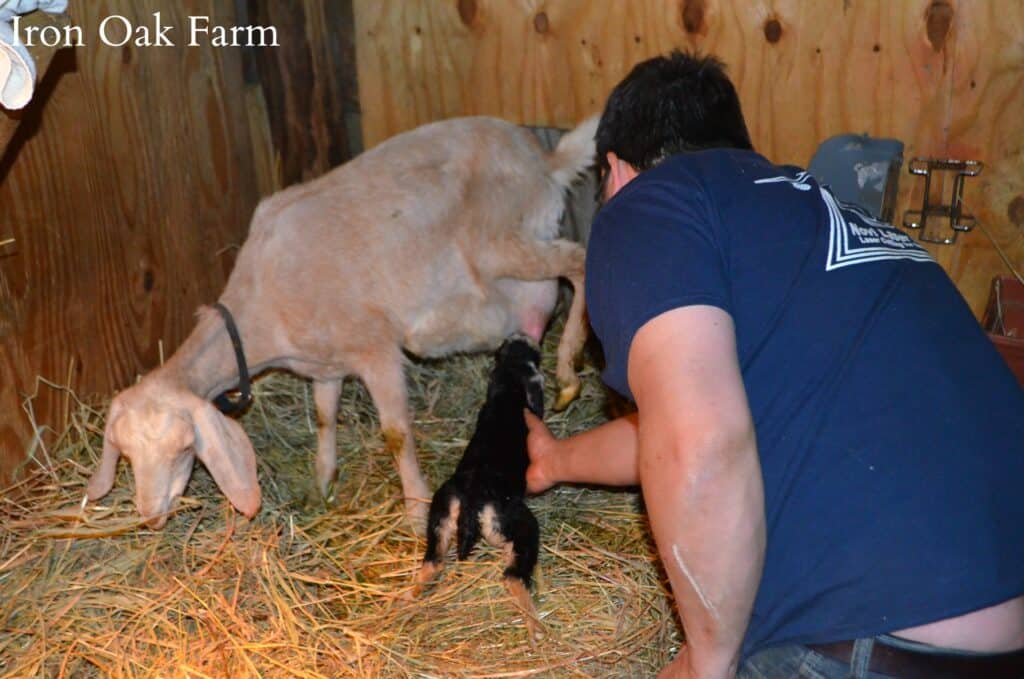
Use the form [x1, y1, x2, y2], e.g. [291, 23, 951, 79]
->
[313, 379, 343, 498]
[476, 235, 587, 410]
[357, 349, 430, 532]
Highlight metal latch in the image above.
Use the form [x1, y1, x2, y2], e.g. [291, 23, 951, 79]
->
[902, 158, 983, 245]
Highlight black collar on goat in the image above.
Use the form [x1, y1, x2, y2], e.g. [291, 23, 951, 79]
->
[211, 302, 253, 415]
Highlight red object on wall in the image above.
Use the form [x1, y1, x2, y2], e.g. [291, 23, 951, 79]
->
[982, 276, 1024, 388]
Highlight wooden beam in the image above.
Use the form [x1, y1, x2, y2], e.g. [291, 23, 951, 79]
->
[243, 0, 353, 187]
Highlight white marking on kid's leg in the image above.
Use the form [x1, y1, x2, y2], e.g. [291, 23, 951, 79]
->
[480, 504, 506, 547]
[671, 543, 720, 621]
[437, 497, 460, 554]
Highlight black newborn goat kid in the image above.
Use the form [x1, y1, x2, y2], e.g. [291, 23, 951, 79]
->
[412, 335, 545, 640]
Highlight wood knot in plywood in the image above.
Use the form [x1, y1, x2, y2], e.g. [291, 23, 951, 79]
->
[680, 0, 705, 35]
[1008, 195, 1024, 230]
[533, 11, 549, 35]
[764, 17, 783, 44]
[457, 0, 477, 27]
[926, 0, 954, 53]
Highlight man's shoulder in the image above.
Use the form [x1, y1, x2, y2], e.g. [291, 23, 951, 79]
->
[633, 149, 802, 201]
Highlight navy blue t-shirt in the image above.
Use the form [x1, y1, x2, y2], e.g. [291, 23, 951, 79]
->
[586, 149, 1024, 658]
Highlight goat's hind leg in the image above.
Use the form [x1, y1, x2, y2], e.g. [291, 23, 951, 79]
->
[410, 481, 461, 598]
[484, 500, 543, 641]
[457, 497, 483, 562]
[477, 235, 587, 410]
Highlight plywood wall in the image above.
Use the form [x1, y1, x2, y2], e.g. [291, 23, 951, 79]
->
[354, 0, 1024, 314]
[942, 0, 1024, 309]
[0, 0, 360, 477]
[0, 1, 266, 476]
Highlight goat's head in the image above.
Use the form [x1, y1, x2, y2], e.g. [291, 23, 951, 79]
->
[494, 335, 545, 418]
[86, 381, 260, 528]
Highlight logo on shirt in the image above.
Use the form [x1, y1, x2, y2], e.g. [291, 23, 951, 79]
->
[755, 174, 934, 272]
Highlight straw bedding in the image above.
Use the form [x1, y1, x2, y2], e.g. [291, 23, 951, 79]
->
[0, 319, 681, 677]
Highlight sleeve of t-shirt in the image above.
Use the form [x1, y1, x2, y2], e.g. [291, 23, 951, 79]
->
[586, 173, 732, 399]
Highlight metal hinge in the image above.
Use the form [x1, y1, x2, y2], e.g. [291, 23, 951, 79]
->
[902, 158, 983, 245]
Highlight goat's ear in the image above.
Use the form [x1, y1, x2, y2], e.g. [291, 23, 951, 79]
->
[525, 368, 545, 419]
[189, 398, 261, 518]
[87, 402, 123, 500]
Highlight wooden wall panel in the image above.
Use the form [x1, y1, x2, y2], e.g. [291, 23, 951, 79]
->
[354, 1, 950, 159]
[0, 0, 265, 476]
[942, 0, 1024, 311]
[354, 0, 1024, 314]
[245, 0, 353, 188]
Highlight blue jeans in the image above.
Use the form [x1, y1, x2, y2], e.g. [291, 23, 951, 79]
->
[739, 639, 895, 679]
[738, 634, 1022, 679]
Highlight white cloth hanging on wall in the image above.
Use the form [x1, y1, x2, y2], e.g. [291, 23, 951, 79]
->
[0, 0, 68, 110]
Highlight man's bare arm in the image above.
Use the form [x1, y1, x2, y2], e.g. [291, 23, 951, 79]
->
[628, 305, 765, 678]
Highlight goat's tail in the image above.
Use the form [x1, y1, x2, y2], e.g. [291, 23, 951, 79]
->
[547, 115, 598, 189]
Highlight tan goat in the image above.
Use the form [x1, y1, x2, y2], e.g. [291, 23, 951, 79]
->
[86, 116, 594, 529]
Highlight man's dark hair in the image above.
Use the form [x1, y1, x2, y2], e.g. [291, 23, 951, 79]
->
[595, 51, 753, 174]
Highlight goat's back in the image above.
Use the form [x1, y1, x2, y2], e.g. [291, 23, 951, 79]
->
[223, 117, 573, 362]
[254, 117, 563, 243]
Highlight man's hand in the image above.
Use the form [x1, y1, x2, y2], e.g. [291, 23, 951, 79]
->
[657, 646, 735, 679]
[524, 409, 557, 494]
[524, 409, 643, 492]
[657, 647, 698, 679]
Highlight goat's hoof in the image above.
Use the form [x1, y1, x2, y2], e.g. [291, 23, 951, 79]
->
[319, 480, 340, 508]
[553, 382, 580, 411]
[527, 622, 546, 647]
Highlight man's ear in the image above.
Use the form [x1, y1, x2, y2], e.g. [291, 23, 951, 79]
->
[605, 152, 640, 199]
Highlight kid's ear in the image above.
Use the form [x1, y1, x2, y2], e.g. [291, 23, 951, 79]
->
[525, 366, 545, 419]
